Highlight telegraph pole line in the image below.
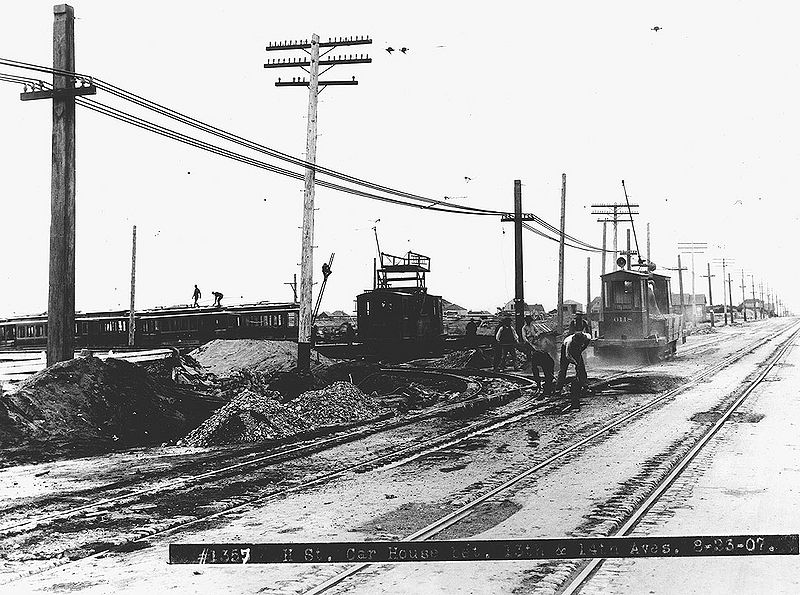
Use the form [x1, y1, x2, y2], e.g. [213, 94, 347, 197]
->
[759, 281, 765, 319]
[128, 225, 137, 347]
[727, 273, 734, 323]
[20, 5, 96, 365]
[678, 242, 707, 328]
[285, 274, 298, 303]
[750, 275, 757, 320]
[514, 180, 525, 337]
[265, 34, 372, 371]
[701, 263, 715, 327]
[712, 258, 733, 325]
[558, 174, 566, 334]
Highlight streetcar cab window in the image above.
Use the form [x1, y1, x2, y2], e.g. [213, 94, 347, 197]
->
[606, 280, 641, 311]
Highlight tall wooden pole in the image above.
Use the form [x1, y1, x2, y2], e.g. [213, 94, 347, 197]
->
[646, 222, 651, 264]
[557, 173, 566, 334]
[626, 229, 631, 270]
[740, 270, 747, 322]
[297, 33, 320, 372]
[128, 225, 136, 347]
[601, 220, 607, 276]
[751, 275, 757, 320]
[47, 4, 77, 366]
[727, 273, 735, 322]
[612, 205, 618, 264]
[586, 257, 591, 322]
[513, 180, 525, 337]
[722, 259, 728, 325]
[677, 255, 686, 324]
[706, 262, 715, 327]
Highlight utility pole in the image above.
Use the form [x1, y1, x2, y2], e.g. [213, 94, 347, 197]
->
[20, 5, 96, 365]
[626, 229, 632, 270]
[739, 270, 748, 322]
[750, 275, 757, 320]
[727, 273, 735, 323]
[759, 281, 765, 319]
[285, 274, 298, 303]
[558, 174, 566, 334]
[128, 225, 137, 347]
[591, 203, 638, 273]
[701, 263, 715, 327]
[678, 242, 707, 328]
[713, 258, 734, 325]
[646, 222, 651, 264]
[665, 257, 687, 341]
[514, 180, 525, 337]
[265, 34, 371, 371]
[586, 257, 591, 326]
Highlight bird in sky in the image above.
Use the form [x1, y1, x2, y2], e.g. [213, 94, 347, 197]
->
[385, 47, 394, 53]
[400, 47, 409, 54]
[464, 176, 472, 182]
[651, 26, 662, 32]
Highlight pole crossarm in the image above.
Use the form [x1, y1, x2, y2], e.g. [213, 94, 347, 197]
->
[20, 83, 96, 101]
[500, 213, 541, 222]
[265, 57, 371, 68]
[266, 37, 373, 51]
[276, 79, 357, 87]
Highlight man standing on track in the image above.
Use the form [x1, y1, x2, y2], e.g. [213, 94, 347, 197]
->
[494, 317, 521, 372]
[555, 331, 592, 409]
[522, 315, 555, 395]
[192, 284, 201, 308]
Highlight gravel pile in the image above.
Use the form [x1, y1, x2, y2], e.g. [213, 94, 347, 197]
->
[180, 381, 386, 447]
[179, 390, 305, 446]
[289, 381, 385, 427]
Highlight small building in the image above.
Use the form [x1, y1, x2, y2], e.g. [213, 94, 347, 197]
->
[670, 293, 709, 322]
[442, 299, 468, 317]
[498, 300, 546, 319]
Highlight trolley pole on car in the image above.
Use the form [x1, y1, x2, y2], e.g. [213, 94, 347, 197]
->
[19, 5, 97, 366]
[128, 225, 137, 346]
[264, 34, 372, 371]
[701, 263, 715, 327]
[557, 174, 567, 335]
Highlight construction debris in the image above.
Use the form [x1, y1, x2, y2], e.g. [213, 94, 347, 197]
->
[0, 356, 194, 450]
[180, 381, 386, 447]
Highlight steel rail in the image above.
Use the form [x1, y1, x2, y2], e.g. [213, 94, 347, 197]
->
[301, 320, 800, 594]
[561, 322, 800, 594]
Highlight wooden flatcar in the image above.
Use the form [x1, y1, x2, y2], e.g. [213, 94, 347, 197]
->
[594, 268, 683, 361]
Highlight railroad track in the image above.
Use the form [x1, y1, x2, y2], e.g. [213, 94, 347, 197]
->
[0, 323, 783, 587]
[297, 319, 800, 594]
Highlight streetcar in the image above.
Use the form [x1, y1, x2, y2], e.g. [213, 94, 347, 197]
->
[593, 265, 683, 361]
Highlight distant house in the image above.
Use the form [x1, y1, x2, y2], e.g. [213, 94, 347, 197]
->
[588, 296, 602, 319]
[498, 300, 546, 319]
[442, 299, 468, 317]
[466, 310, 492, 319]
[562, 299, 583, 315]
[670, 294, 708, 321]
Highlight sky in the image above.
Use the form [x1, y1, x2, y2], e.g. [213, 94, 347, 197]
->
[1, 1, 798, 318]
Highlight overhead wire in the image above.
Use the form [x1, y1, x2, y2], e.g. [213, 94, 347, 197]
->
[0, 59, 608, 251]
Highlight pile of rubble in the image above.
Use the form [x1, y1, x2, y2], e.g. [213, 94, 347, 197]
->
[180, 381, 386, 447]
[0, 356, 195, 450]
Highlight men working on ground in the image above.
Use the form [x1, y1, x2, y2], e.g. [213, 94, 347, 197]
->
[555, 331, 592, 409]
[522, 315, 555, 394]
[192, 284, 201, 308]
[494, 317, 521, 372]
[568, 311, 591, 335]
[212, 291, 223, 308]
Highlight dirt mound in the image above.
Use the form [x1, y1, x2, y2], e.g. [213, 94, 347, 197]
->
[180, 381, 386, 447]
[189, 339, 333, 377]
[180, 390, 305, 446]
[0, 356, 191, 449]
